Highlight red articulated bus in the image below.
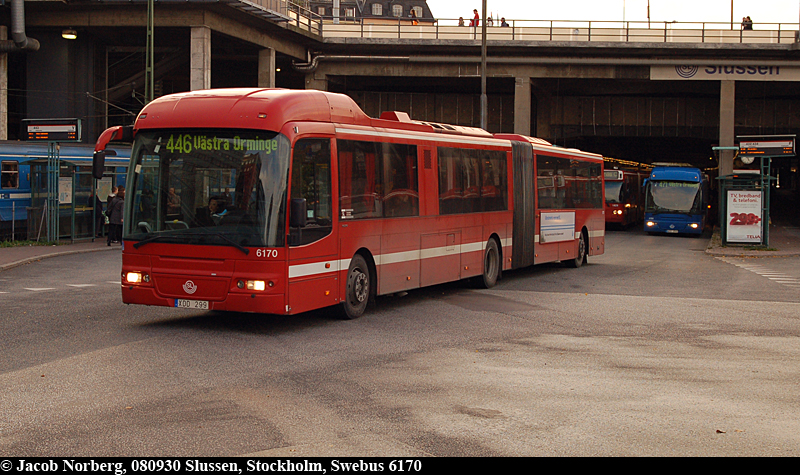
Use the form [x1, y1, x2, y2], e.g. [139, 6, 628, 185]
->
[93, 89, 605, 319]
[603, 168, 647, 228]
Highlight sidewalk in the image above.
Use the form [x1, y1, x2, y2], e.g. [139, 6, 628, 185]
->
[0, 239, 118, 272]
[705, 223, 800, 257]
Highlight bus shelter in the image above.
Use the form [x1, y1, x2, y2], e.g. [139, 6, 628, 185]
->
[27, 158, 126, 241]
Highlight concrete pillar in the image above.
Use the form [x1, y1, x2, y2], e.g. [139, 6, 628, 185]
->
[258, 48, 276, 88]
[1, 26, 7, 140]
[719, 80, 736, 176]
[190, 26, 211, 91]
[305, 73, 328, 91]
[531, 82, 552, 140]
[514, 77, 531, 136]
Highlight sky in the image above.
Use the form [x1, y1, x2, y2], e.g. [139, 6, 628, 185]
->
[427, 0, 800, 25]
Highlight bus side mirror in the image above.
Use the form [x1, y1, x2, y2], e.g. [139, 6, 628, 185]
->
[92, 125, 133, 179]
[290, 198, 307, 228]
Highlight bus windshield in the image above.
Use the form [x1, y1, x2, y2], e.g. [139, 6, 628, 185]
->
[125, 130, 290, 249]
[645, 180, 701, 215]
[604, 181, 623, 204]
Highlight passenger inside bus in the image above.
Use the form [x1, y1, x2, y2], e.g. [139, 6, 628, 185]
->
[195, 196, 228, 227]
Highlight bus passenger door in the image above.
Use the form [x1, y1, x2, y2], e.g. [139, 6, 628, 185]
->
[287, 138, 339, 314]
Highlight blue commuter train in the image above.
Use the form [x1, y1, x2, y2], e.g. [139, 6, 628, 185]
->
[1, 141, 130, 240]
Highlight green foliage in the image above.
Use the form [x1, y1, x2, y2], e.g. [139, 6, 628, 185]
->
[0, 239, 64, 248]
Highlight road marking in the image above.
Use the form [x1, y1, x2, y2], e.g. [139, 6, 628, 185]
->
[24, 288, 56, 291]
[716, 257, 800, 290]
[66, 284, 97, 288]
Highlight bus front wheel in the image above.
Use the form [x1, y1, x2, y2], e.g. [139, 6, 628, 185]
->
[341, 254, 370, 319]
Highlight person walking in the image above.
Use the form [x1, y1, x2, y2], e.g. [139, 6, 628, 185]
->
[107, 186, 125, 245]
[93, 192, 104, 237]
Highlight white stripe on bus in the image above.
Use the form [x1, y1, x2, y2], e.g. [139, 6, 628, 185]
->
[288, 227, 595, 280]
[289, 238, 514, 280]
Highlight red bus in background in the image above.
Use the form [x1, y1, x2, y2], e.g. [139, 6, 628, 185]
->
[93, 89, 605, 319]
[603, 168, 647, 228]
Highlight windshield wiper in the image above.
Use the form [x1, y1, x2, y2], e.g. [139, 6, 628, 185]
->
[198, 231, 250, 255]
[132, 231, 249, 255]
[133, 233, 170, 249]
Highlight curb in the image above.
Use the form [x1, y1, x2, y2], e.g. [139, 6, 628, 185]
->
[0, 246, 117, 273]
[704, 227, 800, 258]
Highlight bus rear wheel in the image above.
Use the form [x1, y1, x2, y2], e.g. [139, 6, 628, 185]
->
[341, 254, 370, 319]
[481, 239, 500, 288]
[565, 230, 587, 268]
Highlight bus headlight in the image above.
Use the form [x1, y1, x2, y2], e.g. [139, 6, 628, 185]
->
[246, 280, 266, 291]
[689, 223, 699, 229]
[646, 221, 656, 227]
[124, 271, 149, 283]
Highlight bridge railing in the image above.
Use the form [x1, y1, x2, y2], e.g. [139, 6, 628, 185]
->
[222, 0, 323, 36]
[321, 19, 800, 44]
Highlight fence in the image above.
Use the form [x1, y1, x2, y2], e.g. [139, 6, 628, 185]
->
[321, 19, 800, 44]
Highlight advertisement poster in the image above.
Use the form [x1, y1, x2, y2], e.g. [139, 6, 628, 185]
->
[97, 177, 113, 203]
[540, 211, 575, 243]
[58, 177, 72, 205]
[726, 190, 762, 243]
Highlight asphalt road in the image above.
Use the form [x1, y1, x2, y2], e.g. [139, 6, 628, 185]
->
[1, 228, 799, 457]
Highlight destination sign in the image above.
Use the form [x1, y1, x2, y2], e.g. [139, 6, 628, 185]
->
[22, 118, 81, 142]
[737, 135, 796, 157]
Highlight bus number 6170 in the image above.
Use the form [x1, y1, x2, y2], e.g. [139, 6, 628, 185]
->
[256, 249, 278, 258]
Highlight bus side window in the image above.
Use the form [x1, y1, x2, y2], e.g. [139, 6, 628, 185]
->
[1, 161, 19, 189]
[382, 143, 418, 218]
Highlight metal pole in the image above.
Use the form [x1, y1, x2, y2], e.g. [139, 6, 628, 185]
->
[145, 0, 154, 104]
[480, 0, 487, 130]
[762, 156, 771, 247]
[47, 142, 60, 242]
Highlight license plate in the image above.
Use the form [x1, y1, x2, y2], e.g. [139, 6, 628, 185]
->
[666, 230, 678, 233]
[175, 299, 209, 310]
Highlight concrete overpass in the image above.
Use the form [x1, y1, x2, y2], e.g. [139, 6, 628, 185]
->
[3, 1, 800, 178]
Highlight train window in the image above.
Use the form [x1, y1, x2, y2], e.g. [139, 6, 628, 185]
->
[1, 161, 19, 189]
